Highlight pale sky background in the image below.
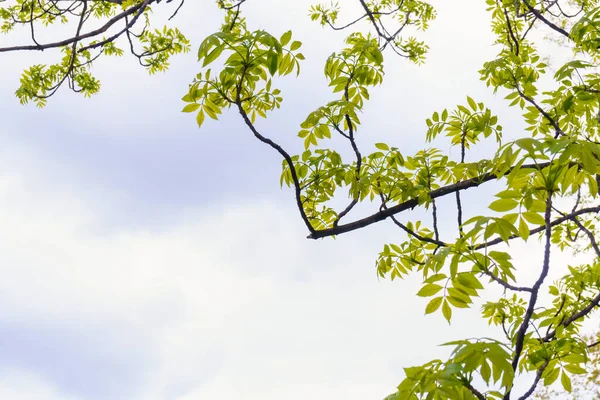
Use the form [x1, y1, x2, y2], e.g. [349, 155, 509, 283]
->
[0, 1, 596, 399]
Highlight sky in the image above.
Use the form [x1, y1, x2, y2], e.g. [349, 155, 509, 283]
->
[0, 1, 597, 400]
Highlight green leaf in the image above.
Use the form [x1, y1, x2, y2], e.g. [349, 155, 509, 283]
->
[442, 300, 452, 323]
[202, 43, 225, 67]
[375, 143, 389, 151]
[280, 30, 292, 46]
[522, 211, 545, 225]
[563, 364, 587, 375]
[416, 284, 443, 297]
[267, 52, 279, 76]
[518, 218, 530, 240]
[489, 198, 518, 212]
[450, 254, 459, 278]
[458, 105, 471, 115]
[447, 295, 470, 308]
[562, 94, 575, 112]
[467, 96, 477, 111]
[425, 296, 443, 314]
[544, 367, 560, 386]
[290, 41, 302, 51]
[196, 110, 205, 127]
[576, 91, 596, 102]
[481, 361, 491, 384]
[588, 174, 599, 196]
[528, 199, 546, 213]
[561, 371, 572, 392]
[456, 274, 483, 290]
[182, 103, 200, 113]
[424, 273, 446, 284]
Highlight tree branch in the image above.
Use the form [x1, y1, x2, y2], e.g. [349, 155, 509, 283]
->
[542, 290, 600, 342]
[333, 78, 361, 227]
[473, 205, 600, 250]
[588, 339, 600, 348]
[465, 382, 486, 400]
[308, 161, 553, 239]
[234, 89, 315, 234]
[481, 268, 533, 293]
[389, 213, 446, 247]
[520, 0, 570, 39]
[504, 8, 520, 56]
[572, 216, 600, 258]
[0, 0, 154, 53]
[325, 7, 400, 31]
[79, 0, 150, 52]
[504, 193, 553, 400]
[358, 0, 386, 40]
[517, 360, 549, 400]
[220, 0, 247, 10]
[515, 85, 564, 137]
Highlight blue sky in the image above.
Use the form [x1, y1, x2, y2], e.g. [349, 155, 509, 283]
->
[0, 1, 595, 399]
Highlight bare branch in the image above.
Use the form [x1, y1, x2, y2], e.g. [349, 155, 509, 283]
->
[168, 0, 184, 20]
[334, 199, 358, 227]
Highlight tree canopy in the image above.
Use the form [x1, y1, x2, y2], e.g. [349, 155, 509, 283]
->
[2, 0, 600, 399]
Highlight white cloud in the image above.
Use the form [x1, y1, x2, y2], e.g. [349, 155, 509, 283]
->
[0, 137, 509, 400]
[0, 369, 79, 400]
[2, 150, 588, 400]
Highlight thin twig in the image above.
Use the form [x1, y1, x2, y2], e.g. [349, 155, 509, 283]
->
[481, 268, 533, 293]
[389, 213, 446, 247]
[168, 0, 184, 20]
[515, 85, 564, 137]
[326, 7, 399, 31]
[517, 360, 549, 400]
[520, 0, 570, 38]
